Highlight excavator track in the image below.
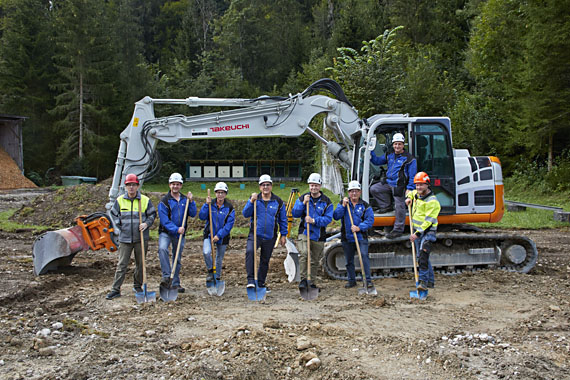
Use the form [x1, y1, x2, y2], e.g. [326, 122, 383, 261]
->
[322, 232, 538, 280]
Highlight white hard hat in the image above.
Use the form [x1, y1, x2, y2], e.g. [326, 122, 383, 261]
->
[347, 180, 361, 191]
[259, 174, 273, 184]
[169, 172, 184, 184]
[214, 182, 228, 193]
[392, 133, 405, 143]
[307, 173, 322, 185]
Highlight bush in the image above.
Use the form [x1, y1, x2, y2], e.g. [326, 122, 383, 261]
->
[509, 150, 570, 193]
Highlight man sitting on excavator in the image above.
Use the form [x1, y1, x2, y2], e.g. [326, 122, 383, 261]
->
[369, 132, 417, 239]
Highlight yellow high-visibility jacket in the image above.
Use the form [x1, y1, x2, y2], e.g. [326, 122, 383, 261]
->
[407, 190, 441, 234]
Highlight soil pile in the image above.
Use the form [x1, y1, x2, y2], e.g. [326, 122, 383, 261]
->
[0, 146, 36, 190]
[10, 183, 251, 230]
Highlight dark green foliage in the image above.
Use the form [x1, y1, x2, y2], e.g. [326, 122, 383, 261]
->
[0, 0, 568, 191]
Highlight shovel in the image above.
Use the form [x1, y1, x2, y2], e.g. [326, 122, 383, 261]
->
[300, 201, 318, 300]
[347, 203, 377, 296]
[247, 199, 266, 301]
[160, 194, 190, 302]
[207, 189, 225, 296]
[135, 199, 156, 304]
[408, 202, 428, 300]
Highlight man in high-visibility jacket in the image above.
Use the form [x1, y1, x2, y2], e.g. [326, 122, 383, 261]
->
[106, 173, 156, 300]
[405, 172, 440, 291]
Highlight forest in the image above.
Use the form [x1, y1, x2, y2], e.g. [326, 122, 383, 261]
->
[0, 0, 569, 189]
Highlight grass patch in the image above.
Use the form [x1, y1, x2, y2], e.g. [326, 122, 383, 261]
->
[0, 209, 50, 233]
[476, 208, 568, 229]
[504, 178, 570, 210]
[474, 178, 570, 229]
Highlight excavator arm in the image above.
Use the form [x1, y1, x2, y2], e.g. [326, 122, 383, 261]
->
[107, 79, 361, 208]
[33, 79, 363, 275]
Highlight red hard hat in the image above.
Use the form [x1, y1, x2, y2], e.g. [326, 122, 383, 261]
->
[124, 173, 139, 184]
[414, 172, 430, 184]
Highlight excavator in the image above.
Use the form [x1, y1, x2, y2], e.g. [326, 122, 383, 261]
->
[32, 79, 537, 279]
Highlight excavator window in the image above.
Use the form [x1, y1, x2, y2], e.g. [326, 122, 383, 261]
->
[413, 123, 455, 211]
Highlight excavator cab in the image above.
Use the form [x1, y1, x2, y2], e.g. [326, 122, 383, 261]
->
[411, 122, 456, 214]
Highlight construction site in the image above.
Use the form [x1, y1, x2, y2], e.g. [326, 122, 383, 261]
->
[0, 181, 568, 380]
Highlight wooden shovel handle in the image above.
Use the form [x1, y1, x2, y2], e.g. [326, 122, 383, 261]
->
[408, 202, 419, 283]
[138, 199, 146, 284]
[253, 199, 257, 281]
[171, 193, 190, 280]
[347, 203, 366, 287]
[306, 201, 311, 281]
[208, 189, 217, 273]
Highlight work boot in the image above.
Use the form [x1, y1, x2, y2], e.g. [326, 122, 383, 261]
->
[160, 278, 171, 288]
[344, 281, 357, 288]
[133, 286, 143, 293]
[206, 270, 214, 282]
[417, 281, 428, 291]
[106, 290, 120, 300]
[367, 282, 375, 289]
[385, 230, 403, 239]
[298, 279, 308, 290]
[258, 284, 270, 293]
[427, 282, 435, 289]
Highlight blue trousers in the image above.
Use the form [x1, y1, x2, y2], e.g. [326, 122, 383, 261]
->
[414, 232, 435, 284]
[158, 232, 185, 287]
[203, 238, 228, 278]
[245, 234, 276, 286]
[342, 240, 372, 283]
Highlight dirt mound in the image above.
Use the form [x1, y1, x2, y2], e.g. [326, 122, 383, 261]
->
[10, 184, 251, 230]
[0, 146, 36, 190]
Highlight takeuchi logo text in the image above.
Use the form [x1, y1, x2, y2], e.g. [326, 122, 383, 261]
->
[210, 124, 250, 132]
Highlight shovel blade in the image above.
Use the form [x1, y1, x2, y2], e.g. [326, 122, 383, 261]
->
[206, 278, 216, 295]
[410, 289, 428, 300]
[247, 281, 266, 301]
[357, 287, 369, 295]
[216, 280, 226, 296]
[135, 285, 156, 304]
[300, 284, 319, 301]
[366, 286, 378, 296]
[159, 284, 178, 302]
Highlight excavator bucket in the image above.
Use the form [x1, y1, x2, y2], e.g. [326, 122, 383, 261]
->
[32, 213, 117, 275]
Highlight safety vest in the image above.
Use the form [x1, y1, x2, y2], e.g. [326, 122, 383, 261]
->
[407, 190, 440, 234]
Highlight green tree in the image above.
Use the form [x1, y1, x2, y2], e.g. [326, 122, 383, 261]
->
[519, 0, 570, 171]
[0, 0, 58, 175]
[50, 0, 118, 175]
[463, 0, 570, 173]
[213, 0, 310, 91]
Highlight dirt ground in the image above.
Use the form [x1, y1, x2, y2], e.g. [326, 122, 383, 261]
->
[0, 190, 569, 380]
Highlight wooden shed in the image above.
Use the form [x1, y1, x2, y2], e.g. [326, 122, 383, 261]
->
[0, 114, 27, 173]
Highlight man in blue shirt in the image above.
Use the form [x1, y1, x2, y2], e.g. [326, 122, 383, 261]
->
[242, 175, 288, 292]
[292, 173, 333, 291]
[370, 133, 417, 239]
[157, 173, 196, 293]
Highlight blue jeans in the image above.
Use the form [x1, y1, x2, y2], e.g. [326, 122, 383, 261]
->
[245, 234, 276, 286]
[203, 238, 228, 278]
[414, 232, 436, 284]
[342, 240, 372, 283]
[158, 232, 185, 287]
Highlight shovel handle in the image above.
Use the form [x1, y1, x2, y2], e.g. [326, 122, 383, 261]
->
[208, 189, 217, 275]
[253, 199, 258, 282]
[306, 201, 311, 281]
[408, 202, 420, 283]
[171, 193, 191, 280]
[138, 199, 146, 285]
[346, 203, 366, 288]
